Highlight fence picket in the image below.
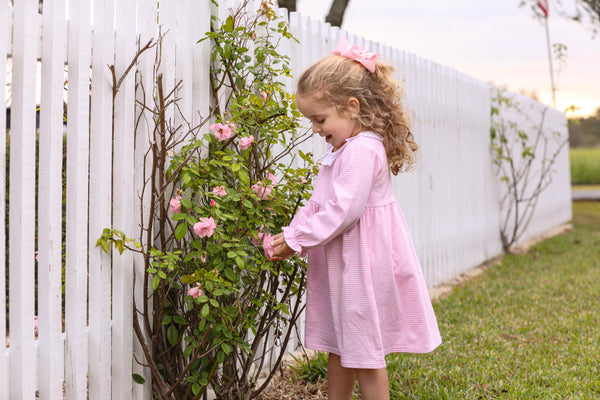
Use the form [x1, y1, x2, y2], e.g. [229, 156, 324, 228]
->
[8, 1, 38, 398]
[132, 1, 157, 397]
[0, 1, 10, 395]
[112, 0, 137, 398]
[65, 0, 92, 398]
[38, 0, 67, 398]
[88, 0, 115, 398]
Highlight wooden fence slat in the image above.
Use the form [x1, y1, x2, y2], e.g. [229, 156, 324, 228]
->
[132, 0, 157, 397]
[192, 0, 211, 129]
[88, 0, 115, 398]
[38, 0, 67, 398]
[175, 0, 194, 130]
[0, 1, 10, 396]
[65, 0, 92, 398]
[112, 0, 137, 398]
[8, 1, 38, 398]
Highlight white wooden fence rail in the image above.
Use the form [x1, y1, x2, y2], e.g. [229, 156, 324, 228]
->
[1, 0, 571, 398]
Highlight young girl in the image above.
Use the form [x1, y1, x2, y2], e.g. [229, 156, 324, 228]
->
[270, 37, 441, 400]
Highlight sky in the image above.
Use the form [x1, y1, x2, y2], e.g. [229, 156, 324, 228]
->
[296, 0, 600, 117]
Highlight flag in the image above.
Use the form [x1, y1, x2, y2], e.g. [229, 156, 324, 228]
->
[538, 0, 549, 17]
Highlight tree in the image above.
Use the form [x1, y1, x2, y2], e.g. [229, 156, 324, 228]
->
[490, 88, 568, 253]
[568, 107, 600, 147]
[277, 0, 351, 27]
[520, 0, 600, 34]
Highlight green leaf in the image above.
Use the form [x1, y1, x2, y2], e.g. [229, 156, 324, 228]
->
[221, 343, 233, 355]
[224, 267, 236, 281]
[198, 295, 209, 303]
[167, 325, 178, 346]
[175, 223, 187, 240]
[224, 15, 235, 32]
[183, 346, 193, 358]
[152, 275, 160, 290]
[171, 213, 187, 221]
[192, 382, 201, 396]
[132, 374, 146, 384]
[201, 304, 210, 318]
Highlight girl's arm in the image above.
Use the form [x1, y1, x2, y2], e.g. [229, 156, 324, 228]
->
[281, 142, 380, 255]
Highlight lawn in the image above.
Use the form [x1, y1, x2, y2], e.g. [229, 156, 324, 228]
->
[387, 201, 600, 399]
[273, 201, 600, 400]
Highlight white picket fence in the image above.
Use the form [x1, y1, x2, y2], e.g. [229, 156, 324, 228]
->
[1, 0, 571, 398]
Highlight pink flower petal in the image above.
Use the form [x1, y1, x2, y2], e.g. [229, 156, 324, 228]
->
[262, 234, 275, 259]
[212, 186, 227, 197]
[194, 217, 216, 238]
[170, 195, 182, 214]
[239, 135, 254, 150]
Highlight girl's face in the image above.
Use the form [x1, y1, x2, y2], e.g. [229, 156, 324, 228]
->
[295, 93, 360, 152]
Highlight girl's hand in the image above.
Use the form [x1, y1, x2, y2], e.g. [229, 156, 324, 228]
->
[269, 232, 295, 261]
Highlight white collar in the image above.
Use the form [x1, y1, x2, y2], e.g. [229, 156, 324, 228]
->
[321, 131, 383, 166]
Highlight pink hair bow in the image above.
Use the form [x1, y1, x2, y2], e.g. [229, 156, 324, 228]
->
[332, 35, 378, 73]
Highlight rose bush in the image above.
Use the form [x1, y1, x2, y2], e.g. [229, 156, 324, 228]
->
[97, 2, 317, 399]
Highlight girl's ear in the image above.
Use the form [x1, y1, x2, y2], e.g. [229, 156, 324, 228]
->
[346, 97, 360, 116]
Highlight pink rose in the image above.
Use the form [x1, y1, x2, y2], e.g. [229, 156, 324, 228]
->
[210, 199, 216, 207]
[188, 283, 205, 299]
[262, 234, 275, 259]
[239, 135, 254, 150]
[200, 252, 207, 263]
[251, 183, 272, 200]
[267, 172, 277, 187]
[260, 91, 268, 100]
[209, 122, 236, 142]
[167, 149, 174, 158]
[194, 217, 216, 238]
[300, 178, 308, 184]
[170, 195, 182, 214]
[212, 186, 227, 197]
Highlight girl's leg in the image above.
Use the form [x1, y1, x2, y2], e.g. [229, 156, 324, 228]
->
[355, 368, 390, 400]
[327, 353, 356, 400]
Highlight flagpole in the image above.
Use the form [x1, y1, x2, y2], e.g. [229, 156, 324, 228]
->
[543, 15, 556, 108]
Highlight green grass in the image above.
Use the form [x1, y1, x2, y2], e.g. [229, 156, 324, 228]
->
[386, 201, 600, 399]
[570, 147, 600, 184]
[291, 202, 600, 399]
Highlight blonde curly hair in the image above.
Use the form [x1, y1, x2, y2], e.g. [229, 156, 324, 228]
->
[297, 55, 417, 175]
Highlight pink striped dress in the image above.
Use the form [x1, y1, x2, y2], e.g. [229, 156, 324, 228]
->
[283, 131, 441, 369]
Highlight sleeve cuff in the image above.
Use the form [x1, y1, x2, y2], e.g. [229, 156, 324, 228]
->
[282, 226, 305, 257]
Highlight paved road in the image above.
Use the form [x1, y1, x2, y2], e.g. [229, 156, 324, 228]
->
[572, 190, 600, 201]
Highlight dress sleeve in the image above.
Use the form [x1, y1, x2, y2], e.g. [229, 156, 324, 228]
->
[283, 142, 380, 255]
